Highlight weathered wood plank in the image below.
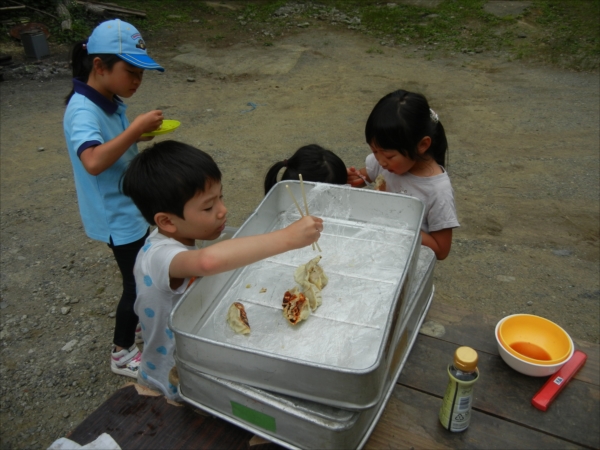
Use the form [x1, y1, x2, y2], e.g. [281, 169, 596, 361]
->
[423, 300, 600, 385]
[67, 385, 282, 449]
[367, 385, 586, 449]
[398, 334, 600, 449]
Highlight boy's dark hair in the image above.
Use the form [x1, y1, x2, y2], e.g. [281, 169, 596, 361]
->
[65, 39, 121, 105]
[264, 144, 347, 195]
[365, 89, 448, 167]
[122, 140, 222, 225]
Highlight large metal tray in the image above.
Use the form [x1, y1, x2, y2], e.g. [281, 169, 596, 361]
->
[170, 182, 424, 409]
[177, 247, 435, 449]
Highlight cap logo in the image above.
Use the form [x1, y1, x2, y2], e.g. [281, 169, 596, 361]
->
[131, 33, 141, 40]
[135, 39, 147, 50]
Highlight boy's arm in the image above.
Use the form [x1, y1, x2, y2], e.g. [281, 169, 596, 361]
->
[169, 215, 323, 279]
[80, 110, 163, 175]
[420, 228, 453, 260]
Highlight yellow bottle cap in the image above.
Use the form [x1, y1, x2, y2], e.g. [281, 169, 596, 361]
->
[454, 346, 478, 372]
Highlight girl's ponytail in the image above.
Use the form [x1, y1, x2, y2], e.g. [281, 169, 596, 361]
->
[64, 40, 121, 105]
[65, 39, 90, 105]
[264, 160, 288, 195]
[263, 145, 347, 195]
[429, 120, 448, 168]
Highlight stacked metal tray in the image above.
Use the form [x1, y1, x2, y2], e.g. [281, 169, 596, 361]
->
[170, 181, 425, 410]
[177, 246, 436, 449]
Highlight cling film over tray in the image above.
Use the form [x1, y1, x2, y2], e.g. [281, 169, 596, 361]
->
[190, 184, 420, 370]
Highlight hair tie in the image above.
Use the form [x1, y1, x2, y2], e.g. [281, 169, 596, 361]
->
[430, 108, 439, 124]
[283, 159, 288, 167]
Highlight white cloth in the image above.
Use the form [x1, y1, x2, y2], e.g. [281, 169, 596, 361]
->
[133, 228, 196, 400]
[47, 433, 121, 449]
[365, 153, 460, 233]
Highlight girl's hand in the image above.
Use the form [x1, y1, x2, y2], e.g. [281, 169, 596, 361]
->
[347, 167, 368, 187]
[132, 110, 164, 135]
[285, 215, 323, 249]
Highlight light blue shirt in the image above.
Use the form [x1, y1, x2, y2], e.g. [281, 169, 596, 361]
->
[63, 79, 147, 245]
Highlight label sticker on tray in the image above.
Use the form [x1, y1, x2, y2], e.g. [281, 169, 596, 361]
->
[231, 401, 276, 432]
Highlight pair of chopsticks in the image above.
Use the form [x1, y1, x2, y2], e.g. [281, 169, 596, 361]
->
[285, 175, 322, 252]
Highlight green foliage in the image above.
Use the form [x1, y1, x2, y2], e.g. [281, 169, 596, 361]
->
[1, 0, 596, 71]
[528, 0, 599, 70]
[113, 0, 210, 30]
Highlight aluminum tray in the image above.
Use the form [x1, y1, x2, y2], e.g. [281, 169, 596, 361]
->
[170, 182, 424, 409]
[177, 247, 435, 449]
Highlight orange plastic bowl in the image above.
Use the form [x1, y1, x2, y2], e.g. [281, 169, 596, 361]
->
[497, 314, 573, 365]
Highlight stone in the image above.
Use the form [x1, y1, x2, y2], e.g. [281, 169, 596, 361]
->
[483, 1, 532, 18]
[61, 339, 78, 352]
[496, 275, 516, 282]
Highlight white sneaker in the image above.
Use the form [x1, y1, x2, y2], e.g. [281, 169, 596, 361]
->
[135, 323, 143, 344]
[111, 344, 141, 378]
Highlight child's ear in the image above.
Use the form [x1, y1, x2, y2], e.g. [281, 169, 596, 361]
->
[154, 212, 177, 234]
[417, 136, 432, 154]
[92, 57, 106, 75]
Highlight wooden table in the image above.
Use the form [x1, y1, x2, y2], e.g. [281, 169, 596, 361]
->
[68, 301, 599, 449]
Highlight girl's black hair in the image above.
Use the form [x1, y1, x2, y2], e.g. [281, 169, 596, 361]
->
[122, 140, 222, 225]
[64, 39, 122, 105]
[365, 90, 448, 167]
[264, 144, 347, 195]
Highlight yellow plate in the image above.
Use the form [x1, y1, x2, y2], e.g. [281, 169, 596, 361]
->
[142, 120, 181, 137]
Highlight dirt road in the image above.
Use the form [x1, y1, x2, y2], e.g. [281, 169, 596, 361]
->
[1, 21, 598, 449]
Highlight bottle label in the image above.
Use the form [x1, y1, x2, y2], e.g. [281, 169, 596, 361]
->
[439, 367, 479, 432]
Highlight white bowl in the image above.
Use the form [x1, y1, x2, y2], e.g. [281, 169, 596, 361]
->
[495, 316, 574, 377]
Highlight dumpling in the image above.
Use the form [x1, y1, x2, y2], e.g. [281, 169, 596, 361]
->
[282, 287, 311, 325]
[306, 256, 328, 290]
[227, 302, 251, 334]
[302, 283, 322, 311]
[374, 174, 386, 191]
[294, 255, 328, 311]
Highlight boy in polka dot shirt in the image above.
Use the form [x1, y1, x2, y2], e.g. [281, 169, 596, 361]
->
[122, 140, 323, 399]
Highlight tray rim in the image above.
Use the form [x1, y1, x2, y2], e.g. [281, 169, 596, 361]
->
[170, 181, 425, 373]
[178, 287, 435, 450]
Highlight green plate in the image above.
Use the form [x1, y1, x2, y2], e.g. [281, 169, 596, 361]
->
[142, 119, 181, 137]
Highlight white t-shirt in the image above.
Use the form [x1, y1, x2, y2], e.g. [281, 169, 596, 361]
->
[365, 153, 460, 233]
[133, 228, 196, 400]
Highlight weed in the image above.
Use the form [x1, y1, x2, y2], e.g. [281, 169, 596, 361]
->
[366, 46, 383, 54]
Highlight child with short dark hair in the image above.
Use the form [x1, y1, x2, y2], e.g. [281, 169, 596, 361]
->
[264, 144, 347, 195]
[122, 140, 323, 399]
[347, 90, 459, 260]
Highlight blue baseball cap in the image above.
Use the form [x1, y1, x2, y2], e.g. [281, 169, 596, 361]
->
[87, 19, 164, 71]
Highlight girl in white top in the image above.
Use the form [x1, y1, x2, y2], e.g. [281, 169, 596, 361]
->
[347, 90, 459, 260]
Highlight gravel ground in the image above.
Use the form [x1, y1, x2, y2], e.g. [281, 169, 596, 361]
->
[1, 4, 598, 449]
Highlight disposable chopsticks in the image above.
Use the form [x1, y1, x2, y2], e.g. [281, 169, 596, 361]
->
[286, 179, 322, 252]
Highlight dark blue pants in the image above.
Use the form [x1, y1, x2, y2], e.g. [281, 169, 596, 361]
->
[108, 229, 149, 348]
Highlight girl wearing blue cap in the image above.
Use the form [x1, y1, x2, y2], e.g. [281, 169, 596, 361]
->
[63, 19, 164, 379]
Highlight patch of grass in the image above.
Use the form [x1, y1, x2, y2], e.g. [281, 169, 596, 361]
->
[4, 0, 595, 71]
[112, 0, 210, 30]
[526, 0, 600, 70]
[366, 46, 383, 54]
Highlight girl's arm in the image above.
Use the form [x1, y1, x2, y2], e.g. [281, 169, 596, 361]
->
[420, 228, 453, 260]
[80, 110, 163, 175]
[347, 166, 370, 187]
[169, 215, 323, 279]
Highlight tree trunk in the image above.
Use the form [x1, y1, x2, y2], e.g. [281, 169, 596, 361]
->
[56, 0, 72, 31]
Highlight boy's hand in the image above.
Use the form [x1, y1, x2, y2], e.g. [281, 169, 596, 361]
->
[347, 167, 367, 187]
[286, 215, 323, 249]
[132, 110, 164, 135]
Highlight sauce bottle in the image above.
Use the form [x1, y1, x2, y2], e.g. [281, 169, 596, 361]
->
[439, 346, 479, 432]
